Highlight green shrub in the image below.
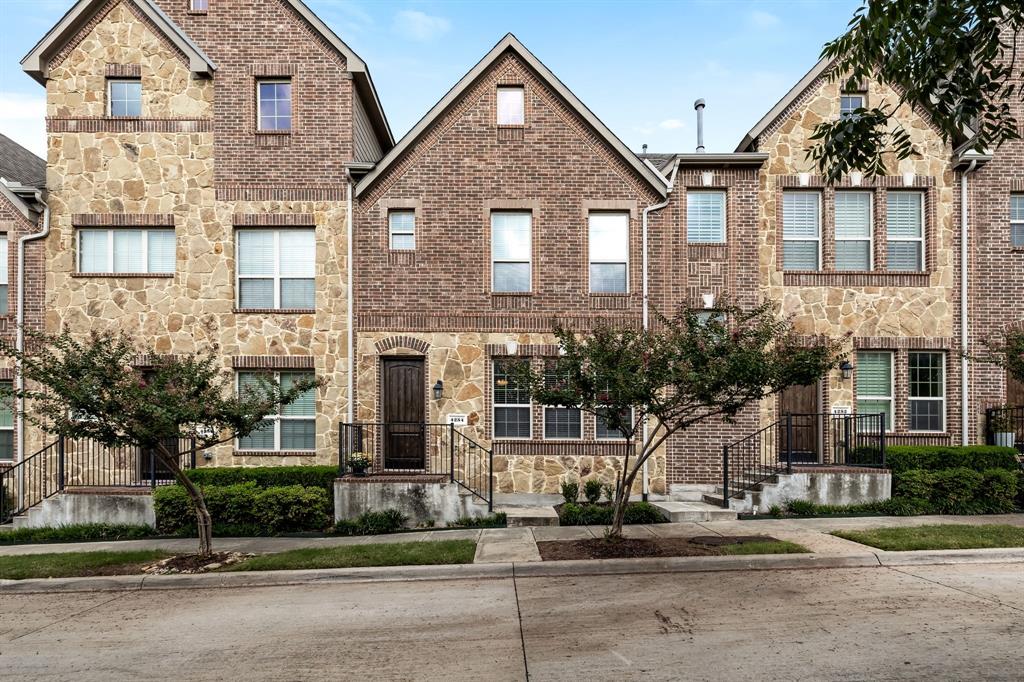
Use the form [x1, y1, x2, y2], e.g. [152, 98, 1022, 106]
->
[885, 446, 1018, 474]
[978, 469, 1018, 514]
[560, 481, 579, 505]
[894, 469, 936, 500]
[785, 499, 817, 516]
[187, 465, 336, 496]
[767, 504, 783, 517]
[622, 501, 666, 524]
[153, 482, 332, 536]
[583, 480, 603, 504]
[929, 468, 983, 514]
[445, 512, 507, 528]
[602, 483, 614, 502]
[0, 523, 157, 545]
[557, 501, 666, 526]
[873, 497, 933, 516]
[558, 502, 585, 526]
[332, 509, 408, 536]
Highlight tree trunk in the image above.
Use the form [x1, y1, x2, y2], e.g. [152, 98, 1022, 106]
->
[608, 439, 635, 540]
[155, 441, 213, 557]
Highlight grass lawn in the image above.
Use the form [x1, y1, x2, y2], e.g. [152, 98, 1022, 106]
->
[833, 524, 1024, 551]
[225, 540, 477, 571]
[0, 550, 170, 580]
[717, 540, 810, 555]
[0, 524, 157, 545]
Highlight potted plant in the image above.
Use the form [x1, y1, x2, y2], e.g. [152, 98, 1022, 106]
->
[348, 452, 372, 477]
[990, 407, 1017, 448]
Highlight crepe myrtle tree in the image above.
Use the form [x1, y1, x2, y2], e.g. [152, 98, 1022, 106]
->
[0, 329, 321, 557]
[810, 1, 1024, 183]
[973, 329, 1024, 386]
[515, 305, 843, 538]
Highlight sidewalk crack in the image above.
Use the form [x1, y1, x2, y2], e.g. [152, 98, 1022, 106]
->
[511, 563, 530, 681]
[886, 565, 1024, 614]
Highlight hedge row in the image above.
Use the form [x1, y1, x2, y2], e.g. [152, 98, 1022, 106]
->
[186, 465, 337, 494]
[884, 446, 1019, 474]
[558, 501, 666, 526]
[892, 467, 1018, 514]
[154, 482, 332, 536]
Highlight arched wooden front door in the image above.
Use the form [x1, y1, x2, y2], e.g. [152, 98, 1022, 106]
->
[381, 357, 426, 470]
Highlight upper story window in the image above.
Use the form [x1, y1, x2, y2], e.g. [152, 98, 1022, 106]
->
[588, 212, 628, 293]
[1011, 195, 1024, 247]
[237, 371, 315, 451]
[493, 359, 531, 439]
[834, 191, 873, 271]
[887, 191, 924, 271]
[0, 235, 8, 315]
[491, 212, 531, 293]
[108, 79, 141, 117]
[257, 80, 292, 131]
[78, 229, 175, 275]
[687, 191, 726, 243]
[0, 380, 11, 460]
[388, 210, 415, 250]
[190, 0, 209, 10]
[782, 192, 821, 271]
[497, 87, 524, 126]
[856, 350, 893, 431]
[908, 351, 945, 432]
[236, 229, 314, 309]
[840, 93, 864, 118]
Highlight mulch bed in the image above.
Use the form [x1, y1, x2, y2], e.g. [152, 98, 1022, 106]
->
[537, 535, 779, 561]
[143, 552, 253, 574]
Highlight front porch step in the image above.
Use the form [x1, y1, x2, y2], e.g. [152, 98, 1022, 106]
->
[495, 505, 559, 527]
[650, 501, 737, 522]
[702, 494, 746, 511]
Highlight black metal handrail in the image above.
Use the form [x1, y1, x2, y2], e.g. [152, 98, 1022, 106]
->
[339, 422, 493, 511]
[985, 405, 1024, 453]
[720, 412, 886, 508]
[1, 436, 197, 525]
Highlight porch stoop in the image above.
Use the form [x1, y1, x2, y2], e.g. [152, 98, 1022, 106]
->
[649, 500, 738, 522]
[495, 505, 560, 527]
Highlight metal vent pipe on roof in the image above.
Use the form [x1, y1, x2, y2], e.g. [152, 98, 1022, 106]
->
[694, 99, 706, 153]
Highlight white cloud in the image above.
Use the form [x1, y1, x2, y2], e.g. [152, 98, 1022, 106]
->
[0, 91, 47, 158]
[392, 9, 451, 42]
[747, 10, 781, 29]
[659, 118, 686, 130]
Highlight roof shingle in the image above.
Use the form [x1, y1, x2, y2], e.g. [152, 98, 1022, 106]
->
[0, 133, 46, 189]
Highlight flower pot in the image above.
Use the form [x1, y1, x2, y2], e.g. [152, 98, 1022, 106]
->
[352, 468, 369, 478]
[994, 431, 1016, 448]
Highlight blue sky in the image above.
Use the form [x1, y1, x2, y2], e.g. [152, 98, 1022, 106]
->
[0, 0, 858, 159]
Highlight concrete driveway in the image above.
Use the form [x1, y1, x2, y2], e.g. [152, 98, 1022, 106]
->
[2, 562, 1023, 680]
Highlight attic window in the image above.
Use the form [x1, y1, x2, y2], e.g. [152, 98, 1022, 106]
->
[190, 0, 209, 11]
[840, 94, 864, 118]
[497, 87, 524, 126]
[108, 79, 141, 117]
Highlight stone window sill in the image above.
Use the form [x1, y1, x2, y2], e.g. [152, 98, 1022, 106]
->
[71, 272, 174, 278]
[233, 308, 315, 314]
[233, 450, 316, 458]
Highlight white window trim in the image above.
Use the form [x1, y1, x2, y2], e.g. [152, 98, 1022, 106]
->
[686, 190, 727, 244]
[107, 78, 141, 117]
[595, 406, 634, 441]
[783, 191, 822, 271]
[256, 79, 292, 132]
[0, 380, 12, 461]
[835, 190, 874, 271]
[491, 212, 532, 293]
[887, 191, 926, 271]
[235, 229, 314, 310]
[542, 405, 582, 441]
[1010, 195, 1024, 247]
[908, 351, 946, 433]
[76, 228, 174, 274]
[588, 212, 629, 294]
[492, 360, 531, 440]
[235, 371, 316, 452]
[496, 86, 525, 126]
[388, 210, 416, 251]
[840, 93, 864, 117]
[856, 350, 894, 433]
[190, 0, 208, 10]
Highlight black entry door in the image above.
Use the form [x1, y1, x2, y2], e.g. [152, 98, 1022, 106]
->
[382, 357, 426, 470]
[779, 382, 821, 463]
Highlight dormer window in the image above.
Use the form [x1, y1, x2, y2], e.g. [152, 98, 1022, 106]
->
[497, 87, 524, 126]
[840, 93, 864, 118]
[108, 78, 141, 117]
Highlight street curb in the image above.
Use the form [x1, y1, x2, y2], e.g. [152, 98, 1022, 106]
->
[4, 548, 1024, 594]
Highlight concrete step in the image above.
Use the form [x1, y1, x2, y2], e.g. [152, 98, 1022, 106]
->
[650, 500, 737, 522]
[702, 494, 746, 511]
[495, 505, 559, 527]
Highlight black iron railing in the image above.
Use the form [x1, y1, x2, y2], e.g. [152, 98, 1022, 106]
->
[338, 422, 493, 511]
[1, 437, 197, 525]
[985, 405, 1024, 453]
[720, 412, 886, 508]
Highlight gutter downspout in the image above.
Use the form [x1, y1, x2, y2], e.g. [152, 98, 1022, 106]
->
[961, 159, 977, 445]
[346, 174, 355, 425]
[16, 192, 50, 508]
[640, 159, 678, 500]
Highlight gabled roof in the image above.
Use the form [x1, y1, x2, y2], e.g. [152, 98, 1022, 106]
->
[0, 133, 46, 189]
[21, 0, 217, 83]
[735, 58, 833, 152]
[357, 33, 667, 198]
[0, 181, 42, 223]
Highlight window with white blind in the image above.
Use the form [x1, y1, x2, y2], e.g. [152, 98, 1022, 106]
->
[887, 192, 925, 271]
[236, 229, 315, 309]
[190, 0, 209, 10]
[1011, 195, 1024, 247]
[497, 87, 524, 125]
[0, 380, 11, 460]
[237, 371, 316, 451]
[687, 191, 726, 243]
[834, 191, 872, 271]
[0, 235, 8, 315]
[388, 210, 415, 250]
[589, 212, 628, 293]
[108, 79, 141, 117]
[493, 359, 531, 439]
[491, 212, 531, 292]
[543, 363, 581, 439]
[782, 192, 821, 270]
[909, 352, 945, 432]
[77, 229, 175, 274]
[856, 351, 893, 430]
[840, 94, 864, 118]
